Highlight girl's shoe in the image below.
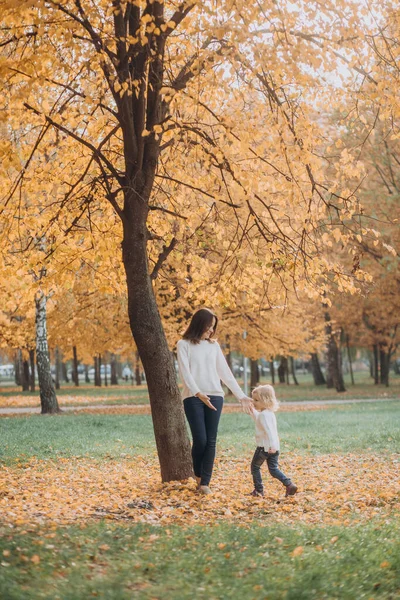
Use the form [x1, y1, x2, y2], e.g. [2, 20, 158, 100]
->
[249, 489, 264, 497]
[285, 483, 298, 497]
[199, 485, 212, 495]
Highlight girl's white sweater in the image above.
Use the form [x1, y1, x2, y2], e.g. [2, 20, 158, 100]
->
[250, 408, 280, 452]
[176, 338, 245, 401]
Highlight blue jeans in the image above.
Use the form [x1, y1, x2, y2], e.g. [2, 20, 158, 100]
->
[184, 395, 223, 486]
[251, 447, 291, 493]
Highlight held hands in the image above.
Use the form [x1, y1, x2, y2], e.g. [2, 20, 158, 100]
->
[195, 392, 218, 411]
[239, 396, 254, 415]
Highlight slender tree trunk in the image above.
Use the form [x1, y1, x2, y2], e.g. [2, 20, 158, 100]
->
[110, 354, 118, 385]
[104, 359, 108, 387]
[379, 346, 390, 387]
[225, 336, 232, 371]
[85, 364, 90, 383]
[15, 350, 22, 386]
[250, 359, 259, 389]
[61, 361, 69, 383]
[346, 334, 355, 385]
[277, 357, 286, 384]
[72, 345, 79, 387]
[22, 358, 30, 391]
[310, 352, 326, 385]
[94, 356, 101, 387]
[373, 344, 379, 385]
[55, 347, 61, 390]
[325, 312, 346, 393]
[35, 292, 60, 413]
[290, 356, 299, 385]
[135, 351, 141, 386]
[269, 360, 275, 385]
[29, 349, 35, 392]
[122, 204, 192, 482]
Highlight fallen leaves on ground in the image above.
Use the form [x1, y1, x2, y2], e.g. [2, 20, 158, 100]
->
[0, 452, 398, 528]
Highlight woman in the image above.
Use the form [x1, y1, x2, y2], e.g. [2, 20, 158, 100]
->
[177, 308, 252, 494]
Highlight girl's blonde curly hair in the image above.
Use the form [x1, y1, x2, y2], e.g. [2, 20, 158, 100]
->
[251, 384, 279, 412]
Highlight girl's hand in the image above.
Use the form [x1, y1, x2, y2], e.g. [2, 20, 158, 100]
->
[196, 392, 217, 411]
[240, 396, 254, 415]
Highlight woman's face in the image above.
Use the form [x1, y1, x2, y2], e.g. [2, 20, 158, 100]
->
[201, 317, 216, 340]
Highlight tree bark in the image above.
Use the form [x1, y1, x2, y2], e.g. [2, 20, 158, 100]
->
[29, 349, 35, 392]
[35, 292, 60, 413]
[310, 352, 326, 385]
[250, 359, 259, 389]
[346, 334, 355, 385]
[104, 359, 108, 387]
[379, 346, 390, 387]
[277, 357, 288, 384]
[269, 360, 275, 385]
[85, 364, 90, 383]
[290, 356, 299, 385]
[110, 354, 118, 385]
[135, 351, 142, 386]
[373, 344, 379, 385]
[22, 358, 30, 392]
[94, 356, 101, 387]
[61, 361, 69, 383]
[122, 203, 193, 482]
[325, 312, 346, 393]
[55, 347, 61, 390]
[15, 350, 22, 386]
[72, 345, 79, 387]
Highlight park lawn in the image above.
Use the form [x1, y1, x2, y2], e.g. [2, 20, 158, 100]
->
[0, 520, 399, 600]
[0, 401, 399, 599]
[0, 401, 399, 463]
[0, 372, 399, 408]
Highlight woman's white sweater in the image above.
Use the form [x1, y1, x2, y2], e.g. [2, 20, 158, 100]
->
[176, 338, 245, 401]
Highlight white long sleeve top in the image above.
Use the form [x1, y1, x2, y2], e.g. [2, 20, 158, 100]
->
[250, 407, 280, 452]
[176, 338, 246, 401]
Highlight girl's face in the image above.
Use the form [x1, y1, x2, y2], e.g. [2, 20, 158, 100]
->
[251, 391, 265, 410]
[201, 317, 216, 340]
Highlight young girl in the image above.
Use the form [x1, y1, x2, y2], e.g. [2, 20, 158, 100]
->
[177, 308, 253, 495]
[249, 384, 297, 498]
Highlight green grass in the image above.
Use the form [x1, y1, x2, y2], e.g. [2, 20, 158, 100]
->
[1, 401, 399, 465]
[0, 520, 399, 599]
[0, 371, 399, 407]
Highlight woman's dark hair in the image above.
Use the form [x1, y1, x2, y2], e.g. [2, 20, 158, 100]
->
[182, 308, 218, 344]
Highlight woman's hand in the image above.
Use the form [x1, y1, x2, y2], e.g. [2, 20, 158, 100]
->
[239, 396, 254, 415]
[195, 392, 218, 411]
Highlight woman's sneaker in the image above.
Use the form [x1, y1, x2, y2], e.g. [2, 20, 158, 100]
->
[199, 485, 212, 495]
[249, 489, 264, 497]
[285, 483, 298, 497]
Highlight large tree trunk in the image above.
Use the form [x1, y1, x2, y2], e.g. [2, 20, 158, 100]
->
[35, 292, 60, 413]
[325, 312, 346, 393]
[122, 204, 192, 482]
[55, 347, 61, 390]
[72, 345, 79, 387]
[110, 354, 118, 385]
[250, 359, 259, 389]
[310, 352, 326, 385]
[29, 349, 35, 392]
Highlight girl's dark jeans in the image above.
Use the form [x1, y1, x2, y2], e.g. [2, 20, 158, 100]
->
[251, 447, 292, 493]
[183, 395, 223, 486]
